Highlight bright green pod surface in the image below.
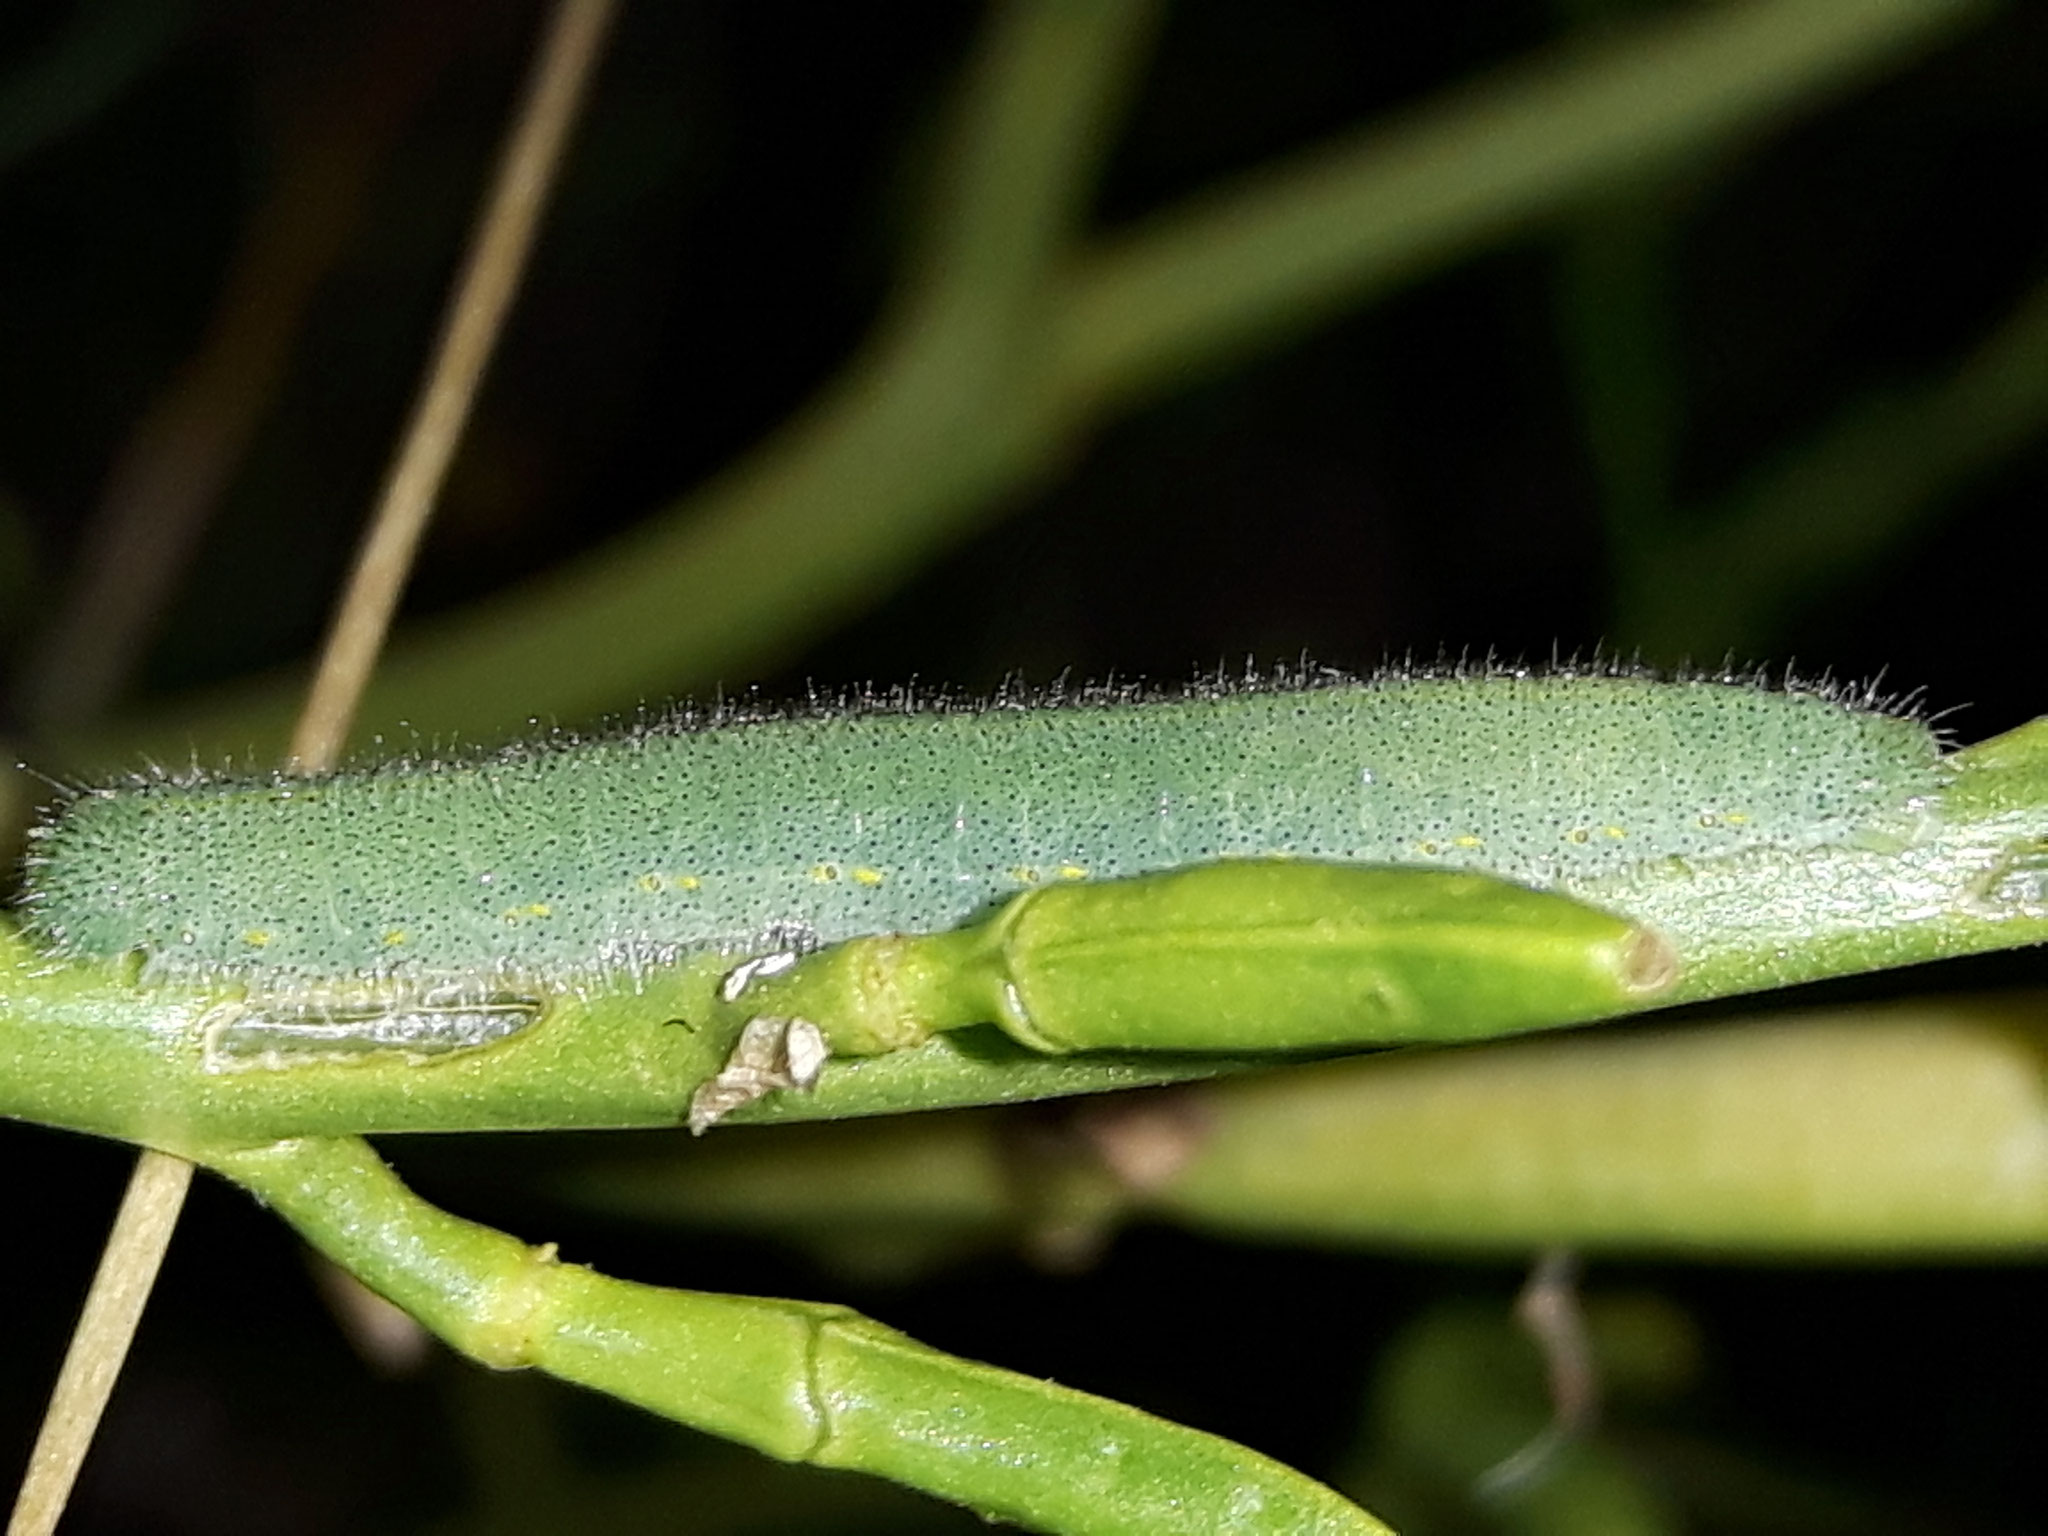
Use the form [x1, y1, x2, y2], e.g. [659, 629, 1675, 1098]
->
[19, 670, 1944, 992]
[721, 862, 1677, 1055]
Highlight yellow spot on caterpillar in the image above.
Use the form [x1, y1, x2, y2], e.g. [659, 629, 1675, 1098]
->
[1453, 835, 1484, 849]
[675, 875, 702, 891]
[637, 873, 664, 893]
[1057, 864, 1088, 880]
[1603, 826, 1626, 840]
[1564, 827, 1592, 845]
[851, 866, 884, 887]
[1725, 811, 1749, 825]
[240, 930, 272, 948]
[501, 903, 553, 922]
[382, 929, 409, 947]
[1010, 866, 1041, 884]
[810, 863, 840, 883]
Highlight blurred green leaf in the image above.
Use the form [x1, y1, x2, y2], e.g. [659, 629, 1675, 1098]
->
[73, 0, 1993, 764]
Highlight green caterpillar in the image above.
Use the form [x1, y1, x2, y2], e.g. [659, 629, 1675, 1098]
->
[21, 666, 1943, 997]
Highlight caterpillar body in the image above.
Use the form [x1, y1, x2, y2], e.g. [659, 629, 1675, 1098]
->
[20, 668, 1947, 997]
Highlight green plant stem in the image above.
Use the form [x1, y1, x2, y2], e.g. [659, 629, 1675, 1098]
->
[1615, 263, 2048, 659]
[550, 991, 2048, 1258]
[71, 0, 1991, 763]
[208, 1134, 1390, 1536]
[6, 712, 2048, 1154]
[1056, 0, 1981, 414]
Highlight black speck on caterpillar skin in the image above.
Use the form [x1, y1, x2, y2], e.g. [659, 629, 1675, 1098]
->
[15, 660, 1952, 992]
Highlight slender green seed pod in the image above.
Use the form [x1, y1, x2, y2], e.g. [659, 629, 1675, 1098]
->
[716, 861, 1679, 1055]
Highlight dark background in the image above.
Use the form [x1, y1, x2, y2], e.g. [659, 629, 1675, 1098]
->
[1, 2, 2045, 1530]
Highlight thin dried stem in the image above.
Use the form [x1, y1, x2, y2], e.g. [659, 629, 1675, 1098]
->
[6, 4, 616, 1531]
[290, 0, 617, 772]
[6, 1150, 192, 1536]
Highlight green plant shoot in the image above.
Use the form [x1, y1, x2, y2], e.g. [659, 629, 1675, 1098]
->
[7, 669, 2048, 1533]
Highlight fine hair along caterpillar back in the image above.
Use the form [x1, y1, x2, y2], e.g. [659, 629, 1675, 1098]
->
[18, 665, 1947, 1000]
